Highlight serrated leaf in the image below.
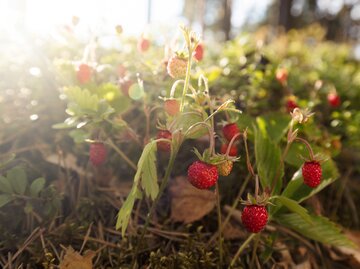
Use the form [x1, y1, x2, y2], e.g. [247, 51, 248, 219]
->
[0, 175, 13, 194]
[64, 87, 99, 113]
[116, 187, 142, 236]
[0, 194, 14, 208]
[7, 167, 27, 195]
[137, 141, 159, 200]
[273, 196, 311, 223]
[30, 177, 45, 197]
[276, 213, 355, 248]
[254, 119, 283, 193]
[69, 129, 90, 143]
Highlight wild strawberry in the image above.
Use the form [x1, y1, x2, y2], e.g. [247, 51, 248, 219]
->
[90, 142, 107, 166]
[327, 93, 341, 108]
[164, 99, 180, 116]
[276, 68, 288, 84]
[220, 143, 238, 157]
[188, 161, 219, 189]
[217, 160, 233, 176]
[138, 37, 150, 52]
[77, 64, 92, 84]
[194, 43, 204, 61]
[120, 79, 133, 96]
[156, 130, 172, 152]
[222, 123, 240, 142]
[117, 64, 126, 78]
[302, 161, 322, 188]
[286, 98, 298, 113]
[167, 55, 187, 78]
[241, 205, 268, 233]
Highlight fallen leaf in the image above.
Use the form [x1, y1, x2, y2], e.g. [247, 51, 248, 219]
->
[333, 230, 360, 268]
[59, 246, 95, 269]
[222, 221, 246, 240]
[169, 176, 216, 223]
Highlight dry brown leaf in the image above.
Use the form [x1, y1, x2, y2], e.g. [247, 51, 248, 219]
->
[59, 246, 95, 269]
[333, 230, 360, 268]
[222, 221, 246, 240]
[169, 176, 216, 223]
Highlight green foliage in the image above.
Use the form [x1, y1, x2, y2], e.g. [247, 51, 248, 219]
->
[272, 196, 311, 224]
[138, 141, 159, 200]
[7, 167, 27, 195]
[276, 213, 355, 248]
[254, 118, 283, 193]
[281, 159, 339, 203]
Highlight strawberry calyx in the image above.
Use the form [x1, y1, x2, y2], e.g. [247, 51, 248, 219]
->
[241, 192, 271, 207]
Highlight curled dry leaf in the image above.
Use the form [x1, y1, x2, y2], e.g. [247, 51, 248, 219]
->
[169, 176, 216, 223]
[59, 246, 95, 269]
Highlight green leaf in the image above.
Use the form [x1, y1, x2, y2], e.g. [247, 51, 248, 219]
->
[259, 113, 291, 143]
[276, 213, 355, 248]
[137, 141, 159, 200]
[254, 119, 283, 193]
[7, 167, 27, 195]
[0, 194, 14, 208]
[281, 159, 339, 203]
[69, 129, 90, 143]
[64, 87, 99, 113]
[116, 187, 142, 236]
[272, 196, 312, 223]
[0, 176, 13, 194]
[30, 178, 45, 197]
[176, 111, 208, 139]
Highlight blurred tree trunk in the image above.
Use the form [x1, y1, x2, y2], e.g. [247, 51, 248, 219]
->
[222, 0, 232, 40]
[279, 0, 293, 31]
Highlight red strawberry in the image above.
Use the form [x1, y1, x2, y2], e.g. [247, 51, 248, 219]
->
[302, 161, 322, 188]
[164, 99, 180, 116]
[167, 55, 187, 78]
[220, 143, 238, 157]
[276, 68, 288, 84]
[286, 98, 298, 113]
[188, 161, 218, 189]
[117, 64, 126, 78]
[217, 160, 233, 176]
[241, 205, 268, 233]
[194, 43, 204, 61]
[327, 93, 341, 108]
[120, 79, 133, 96]
[222, 123, 240, 142]
[156, 130, 172, 152]
[77, 64, 92, 84]
[138, 37, 150, 52]
[90, 142, 107, 166]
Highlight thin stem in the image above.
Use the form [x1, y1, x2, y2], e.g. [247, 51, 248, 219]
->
[226, 132, 241, 157]
[207, 173, 251, 245]
[107, 139, 137, 171]
[215, 182, 223, 267]
[184, 121, 215, 154]
[243, 129, 255, 177]
[295, 137, 315, 160]
[180, 52, 193, 112]
[132, 148, 179, 268]
[250, 234, 260, 268]
[230, 233, 257, 267]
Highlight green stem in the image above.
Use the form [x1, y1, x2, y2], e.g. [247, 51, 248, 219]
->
[107, 139, 137, 171]
[230, 233, 257, 267]
[295, 137, 315, 160]
[180, 52, 193, 112]
[131, 148, 178, 268]
[215, 182, 223, 267]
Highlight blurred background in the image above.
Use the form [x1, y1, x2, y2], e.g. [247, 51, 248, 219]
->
[2, 0, 360, 41]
